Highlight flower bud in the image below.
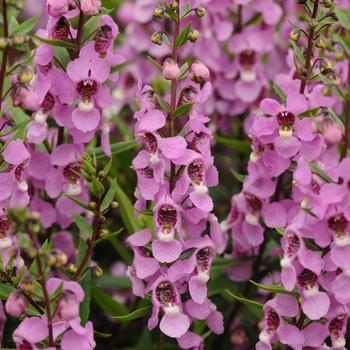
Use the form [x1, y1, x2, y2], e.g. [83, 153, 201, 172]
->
[289, 29, 300, 42]
[5, 292, 28, 317]
[89, 201, 97, 209]
[98, 170, 106, 178]
[315, 38, 327, 49]
[99, 229, 109, 236]
[67, 263, 77, 274]
[110, 201, 119, 209]
[46, 253, 57, 266]
[57, 292, 80, 321]
[195, 7, 206, 17]
[154, 8, 164, 18]
[170, 1, 178, 10]
[162, 58, 180, 80]
[151, 32, 163, 45]
[92, 266, 103, 277]
[54, 250, 68, 266]
[18, 67, 34, 84]
[21, 277, 35, 292]
[81, 0, 101, 16]
[188, 30, 200, 42]
[191, 61, 210, 84]
[13, 35, 25, 46]
[334, 50, 344, 61]
[0, 38, 8, 49]
[323, 122, 342, 144]
[310, 19, 318, 28]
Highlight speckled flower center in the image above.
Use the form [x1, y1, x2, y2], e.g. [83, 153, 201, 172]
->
[140, 167, 154, 179]
[244, 193, 262, 212]
[141, 132, 158, 154]
[239, 49, 256, 67]
[41, 92, 55, 113]
[15, 162, 26, 181]
[53, 16, 70, 40]
[297, 269, 317, 289]
[266, 308, 280, 332]
[196, 247, 213, 272]
[188, 159, 205, 185]
[76, 79, 98, 98]
[310, 179, 320, 194]
[286, 232, 300, 258]
[19, 340, 33, 350]
[155, 281, 177, 306]
[179, 86, 197, 105]
[329, 314, 345, 338]
[276, 111, 295, 128]
[0, 216, 10, 239]
[95, 25, 113, 55]
[157, 204, 177, 232]
[63, 163, 81, 183]
[328, 213, 348, 232]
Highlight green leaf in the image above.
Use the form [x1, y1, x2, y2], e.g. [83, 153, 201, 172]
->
[225, 289, 263, 317]
[230, 168, 245, 183]
[146, 55, 163, 72]
[291, 41, 305, 66]
[174, 102, 194, 118]
[298, 107, 320, 118]
[272, 81, 287, 102]
[94, 331, 112, 338]
[33, 35, 76, 49]
[89, 140, 138, 159]
[0, 120, 30, 138]
[114, 181, 141, 234]
[72, 213, 93, 238]
[335, 7, 350, 30]
[110, 239, 133, 265]
[94, 275, 131, 289]
[249, 280, 298, 296]
[274, 226, 285, 235]
[102, 158, 113, 177]
[82, 15, 100, 43]
[212, 256, 253, 270]
[328, 107, 345, 131]
[8, 16, 19, 34]
[0, 283, 14, 300]
[214, 134, 251, 155]
[12, 16, 39, 35]
[113, 305, 152, 322]
[101, 178, 117, 212]
[93, 228, 124, 246]
[176, 22, 191, 47]
[77, 238, 91, 324]
[208, 274, 234, 297]
[155, 94, 171, 113]
[91, 287, 128, 317]
[64, 194, 91, 211]
[305, 159, 333, 183]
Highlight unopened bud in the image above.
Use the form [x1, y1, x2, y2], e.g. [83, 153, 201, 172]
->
[0, 38, 8, 49]
[191, 61, 210, 83]
[154, 8, 164, 18]
[188, 30, 200, 42]
[67, 263, 77, 274]
[195, 7, 206, 17]
[334, 51, 344, 61]
[316, 38, 327, 49]
[289, 29, 300, 42]
[170, 1, 178, 10]
[30, 37, 41, 48]
[21, 277, 35, 292]
[162, 58, 180, 80]
[110, 201, 118, 209]
[18, 67, 34, 84]
[98, 170, 106, 178]
[13, 35, 25, 46]
[92, 266, 103, 277]
[151, 32, 163, 45]
[310, 19, 318, 28]
[55, 250, 68, 266]
[99, 229, 109, 237]
[89, 201, 97, 209]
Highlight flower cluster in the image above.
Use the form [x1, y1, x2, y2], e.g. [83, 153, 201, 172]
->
[127, 1, 226, 345]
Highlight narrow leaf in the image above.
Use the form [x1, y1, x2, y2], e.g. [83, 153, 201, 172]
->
[64, 194, 91, 211]
[249, 280, 298, 296]
[33, 35, 76, 49]
[146, 55, 162, 71]
[305, 159, 333, 183]
[176, 23, 191, 47]
[113, 305, 152, 322]
[174, 102, 194, 118]
[272, 81, 286, 102]
[91, 288, 128, 317]
[291, 41, 305, 66]
[225, 289, 263, 316]
[89, 140, 138, 159]
[230, 168, 245, 183]
[214, 135, 251, 155]
[12, 16, 39, 35]
[101, 179, 117, 212]
[72, 213, 93, 238]
[93, 228, 124, 246]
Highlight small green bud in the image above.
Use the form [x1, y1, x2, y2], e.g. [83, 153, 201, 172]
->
[18, 67, 34, 84]
[110, 201, 119, 209]
[13, 35, 25, 46]
[46, 253, 57, 266]
[0, 37, 8, 49]
[92, 266, 103, 278]
[188, 30, 200, 42]
[315, 38, 327, 49]
[289, 29, 300, 42]
[22, 277, 35, 292]
[170, 1, 178, 10]
[195, 7, 206, 17]
[98, 170, 106, 178]
[151, 32, 163, 45]
[99, 229, 109, 237]
[154, 8, 164, 18]
[89, 201, 97, 209]
[67, 263, 77, 274]
[310, 19, 318, 28]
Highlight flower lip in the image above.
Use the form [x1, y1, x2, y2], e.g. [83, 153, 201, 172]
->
[53, 16, 70, 40]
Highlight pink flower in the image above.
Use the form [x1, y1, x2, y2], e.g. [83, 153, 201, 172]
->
[81, 0, 101, 16]
[162, 58, 180, 80]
